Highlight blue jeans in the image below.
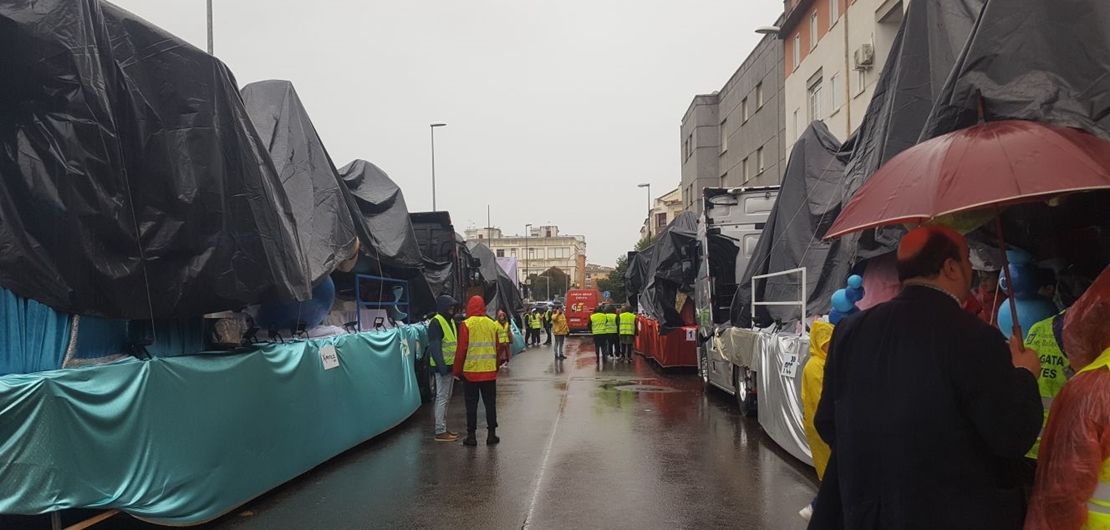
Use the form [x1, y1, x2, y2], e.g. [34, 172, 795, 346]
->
[434, 372, 454, 435]
[554, 335, 566, 357]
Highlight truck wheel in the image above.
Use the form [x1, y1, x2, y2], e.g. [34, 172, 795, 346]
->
[735, 367, 757, 418]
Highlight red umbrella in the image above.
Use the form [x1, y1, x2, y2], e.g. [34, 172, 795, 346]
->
[826, 120, 1110, 336]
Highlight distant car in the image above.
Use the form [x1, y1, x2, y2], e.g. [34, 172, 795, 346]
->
[564, 289, 601, 333]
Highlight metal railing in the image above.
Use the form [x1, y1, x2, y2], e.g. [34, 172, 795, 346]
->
[354, 274, 410, 332]
[750, 267, 807, 327]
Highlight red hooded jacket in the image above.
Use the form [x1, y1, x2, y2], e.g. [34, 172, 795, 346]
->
[452, 296, 502, 382]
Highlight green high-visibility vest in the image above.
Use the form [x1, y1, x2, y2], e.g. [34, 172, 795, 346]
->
[590, 312, 607, 334]
[1024, 312, 1069, 459]
[604, 313, 618, 334]
[429, 314, 457, 367]
[619, 312, 636, 335]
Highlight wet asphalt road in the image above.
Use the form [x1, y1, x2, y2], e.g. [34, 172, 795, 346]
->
[48, 336, 818, 530]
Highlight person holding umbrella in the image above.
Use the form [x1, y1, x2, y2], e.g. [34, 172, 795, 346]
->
[810, 225, 1043, 528]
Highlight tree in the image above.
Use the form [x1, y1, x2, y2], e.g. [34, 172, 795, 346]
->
[528, 267, 570, 301]
[596, 254, 629, 305]
[635, 234, 655, 251]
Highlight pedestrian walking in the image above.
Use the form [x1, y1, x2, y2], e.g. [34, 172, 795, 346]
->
[427, 295, 460, 442]
[590, 306, 606, 363]
[543, 306, 553, 345]
[551, 304, 569, 360]
[496, 310, 514, 368]
[453, 296, 504, 447]
[617, 305, 637, 361]
[604, 305, 619, 359]
[810, 225, 1042, 529]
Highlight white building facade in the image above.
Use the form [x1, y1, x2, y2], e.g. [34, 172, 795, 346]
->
[464, 225, 588, 289]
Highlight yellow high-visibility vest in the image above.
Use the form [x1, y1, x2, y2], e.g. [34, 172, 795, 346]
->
[590, 312, 607, 334]
[618, 312, 636, 335]
[429, 314, 457, 367]
[497, 322, 510, 344]
[604, 313, 618, 334]
[462, 316, 500, 375]
[1024, 312, 1069, 459]
[528, 314, 543, 329]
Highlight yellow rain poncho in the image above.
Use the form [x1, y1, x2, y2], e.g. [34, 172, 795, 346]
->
[803, 320, 834, 479]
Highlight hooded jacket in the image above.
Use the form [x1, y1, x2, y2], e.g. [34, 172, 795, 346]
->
[453, 296, 503, 381]
[427, 295, 458, 373]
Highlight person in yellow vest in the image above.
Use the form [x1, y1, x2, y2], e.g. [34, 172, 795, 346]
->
[551, 303, 569, 360]
[527, 309, 543, 347]
[453, 296, 504, 447]
[1024, 311, 1071, 459]
[617, 306, 637, 361]
[590, 307, 607, 363]
[604, 305, 619, 360]
[496, 310, 514, 368]
[543, 307, 554, 346]
[1027, 266, 1110, 529]
[799, 319, 834, 521]
[428, 295, 459, 442]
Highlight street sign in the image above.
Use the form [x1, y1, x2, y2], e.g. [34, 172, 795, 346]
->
[603, 291, 611, 298]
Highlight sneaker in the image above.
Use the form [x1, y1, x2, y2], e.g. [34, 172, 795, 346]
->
[487, 430, 500, 445]
[798, 505, 813, 522]
[435, 432, 459, 442]
[462, 434, 478, 447]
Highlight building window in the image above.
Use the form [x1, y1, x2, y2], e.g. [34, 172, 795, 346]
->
[830, 72, 842, 111]
[496, 249, 504, 257]
[545, 229, 551, 238]
[719, 119, 728, 154]
[808, 77, 823, 120]
[830, 0, 839, 25]
[792, 35, 800, 71]
[757, 147, 765, 173]
[742, 98, 749, 122]
[742, 157, 749, 181]
[756, 83, 764, 109]
[510, 248, 517, 256]
[855, 68, 867, 96]
[682, 138, 689, 162]
[477, 234, 483, 240]
[529, 248, 535, 259]
[656, 213, 667, 229]
[810, 12, 818, 50]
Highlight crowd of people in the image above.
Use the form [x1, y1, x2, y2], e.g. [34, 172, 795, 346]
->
[803, 225, 1110, 530]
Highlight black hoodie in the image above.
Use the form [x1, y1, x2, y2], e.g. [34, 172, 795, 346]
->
[428, 295, 458, 372]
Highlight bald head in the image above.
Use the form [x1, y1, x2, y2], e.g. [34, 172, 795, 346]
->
[897, 225, 969, 284]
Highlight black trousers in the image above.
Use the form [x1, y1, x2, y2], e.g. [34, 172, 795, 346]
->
[464, 379, 497, 433]
[543, 325, 552, 343]
[528, 328, 540, 345]
[607, 334, 619, 356]
[593, 334, 602, 357]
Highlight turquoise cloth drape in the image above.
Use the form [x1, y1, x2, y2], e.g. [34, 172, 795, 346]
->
[0, 324, 425, 524]
[0, 288, 72, 375]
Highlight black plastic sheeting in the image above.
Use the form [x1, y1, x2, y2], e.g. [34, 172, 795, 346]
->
[241, 80, 358, 286]
[466, 242, 525, 319]
[625, 249, 651, 313]
[841, 0, 987, 258]
[732, 123, 852, 328]
[0, 0, 311, 319]
[638, 212, 699, 331]
[921, 0, 1110, 141]
[337, 160, 434, 317]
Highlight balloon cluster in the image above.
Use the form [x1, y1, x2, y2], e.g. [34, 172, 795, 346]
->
[830, 275, 865, 325]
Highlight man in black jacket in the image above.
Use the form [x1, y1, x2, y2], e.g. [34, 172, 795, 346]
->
[811, 225, 1042, 529]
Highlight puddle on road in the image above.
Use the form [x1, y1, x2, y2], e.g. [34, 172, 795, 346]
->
[611, 384, 678, 393]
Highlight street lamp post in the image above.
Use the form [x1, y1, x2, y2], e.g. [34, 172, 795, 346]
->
[206, 0, 213, 54]
[524, 223, 532, 299]
[638, 183, 651, 238]
[430, 123, 447, 211]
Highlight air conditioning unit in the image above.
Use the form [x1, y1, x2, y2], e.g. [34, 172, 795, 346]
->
[853, 43, 875, 70]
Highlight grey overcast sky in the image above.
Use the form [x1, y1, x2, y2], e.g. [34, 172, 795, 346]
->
[110, 0, 782, 267]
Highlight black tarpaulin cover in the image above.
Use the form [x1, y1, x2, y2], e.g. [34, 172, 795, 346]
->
[0, 0, 311, 318]
[466, 242, 524, 318]
[241, 80, 358, 285]
[624, 249, 650, 312]
[639, 212, 698, 330]
[338, 160, 426, 271]
[921, 0, 1110, 141]
[732, 122, 851, 328]
[841, 0, 987, 257]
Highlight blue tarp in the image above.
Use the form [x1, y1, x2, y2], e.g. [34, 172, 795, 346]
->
[0, 325, 424, 524]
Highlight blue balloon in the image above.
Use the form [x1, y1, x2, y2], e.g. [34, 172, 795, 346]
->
[256, 276, 336, 331]
[829, 309, 844, 325]
[846, 286, 864, 303]
[847, 275, 863, 290]
[832, 289, 855, 313]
